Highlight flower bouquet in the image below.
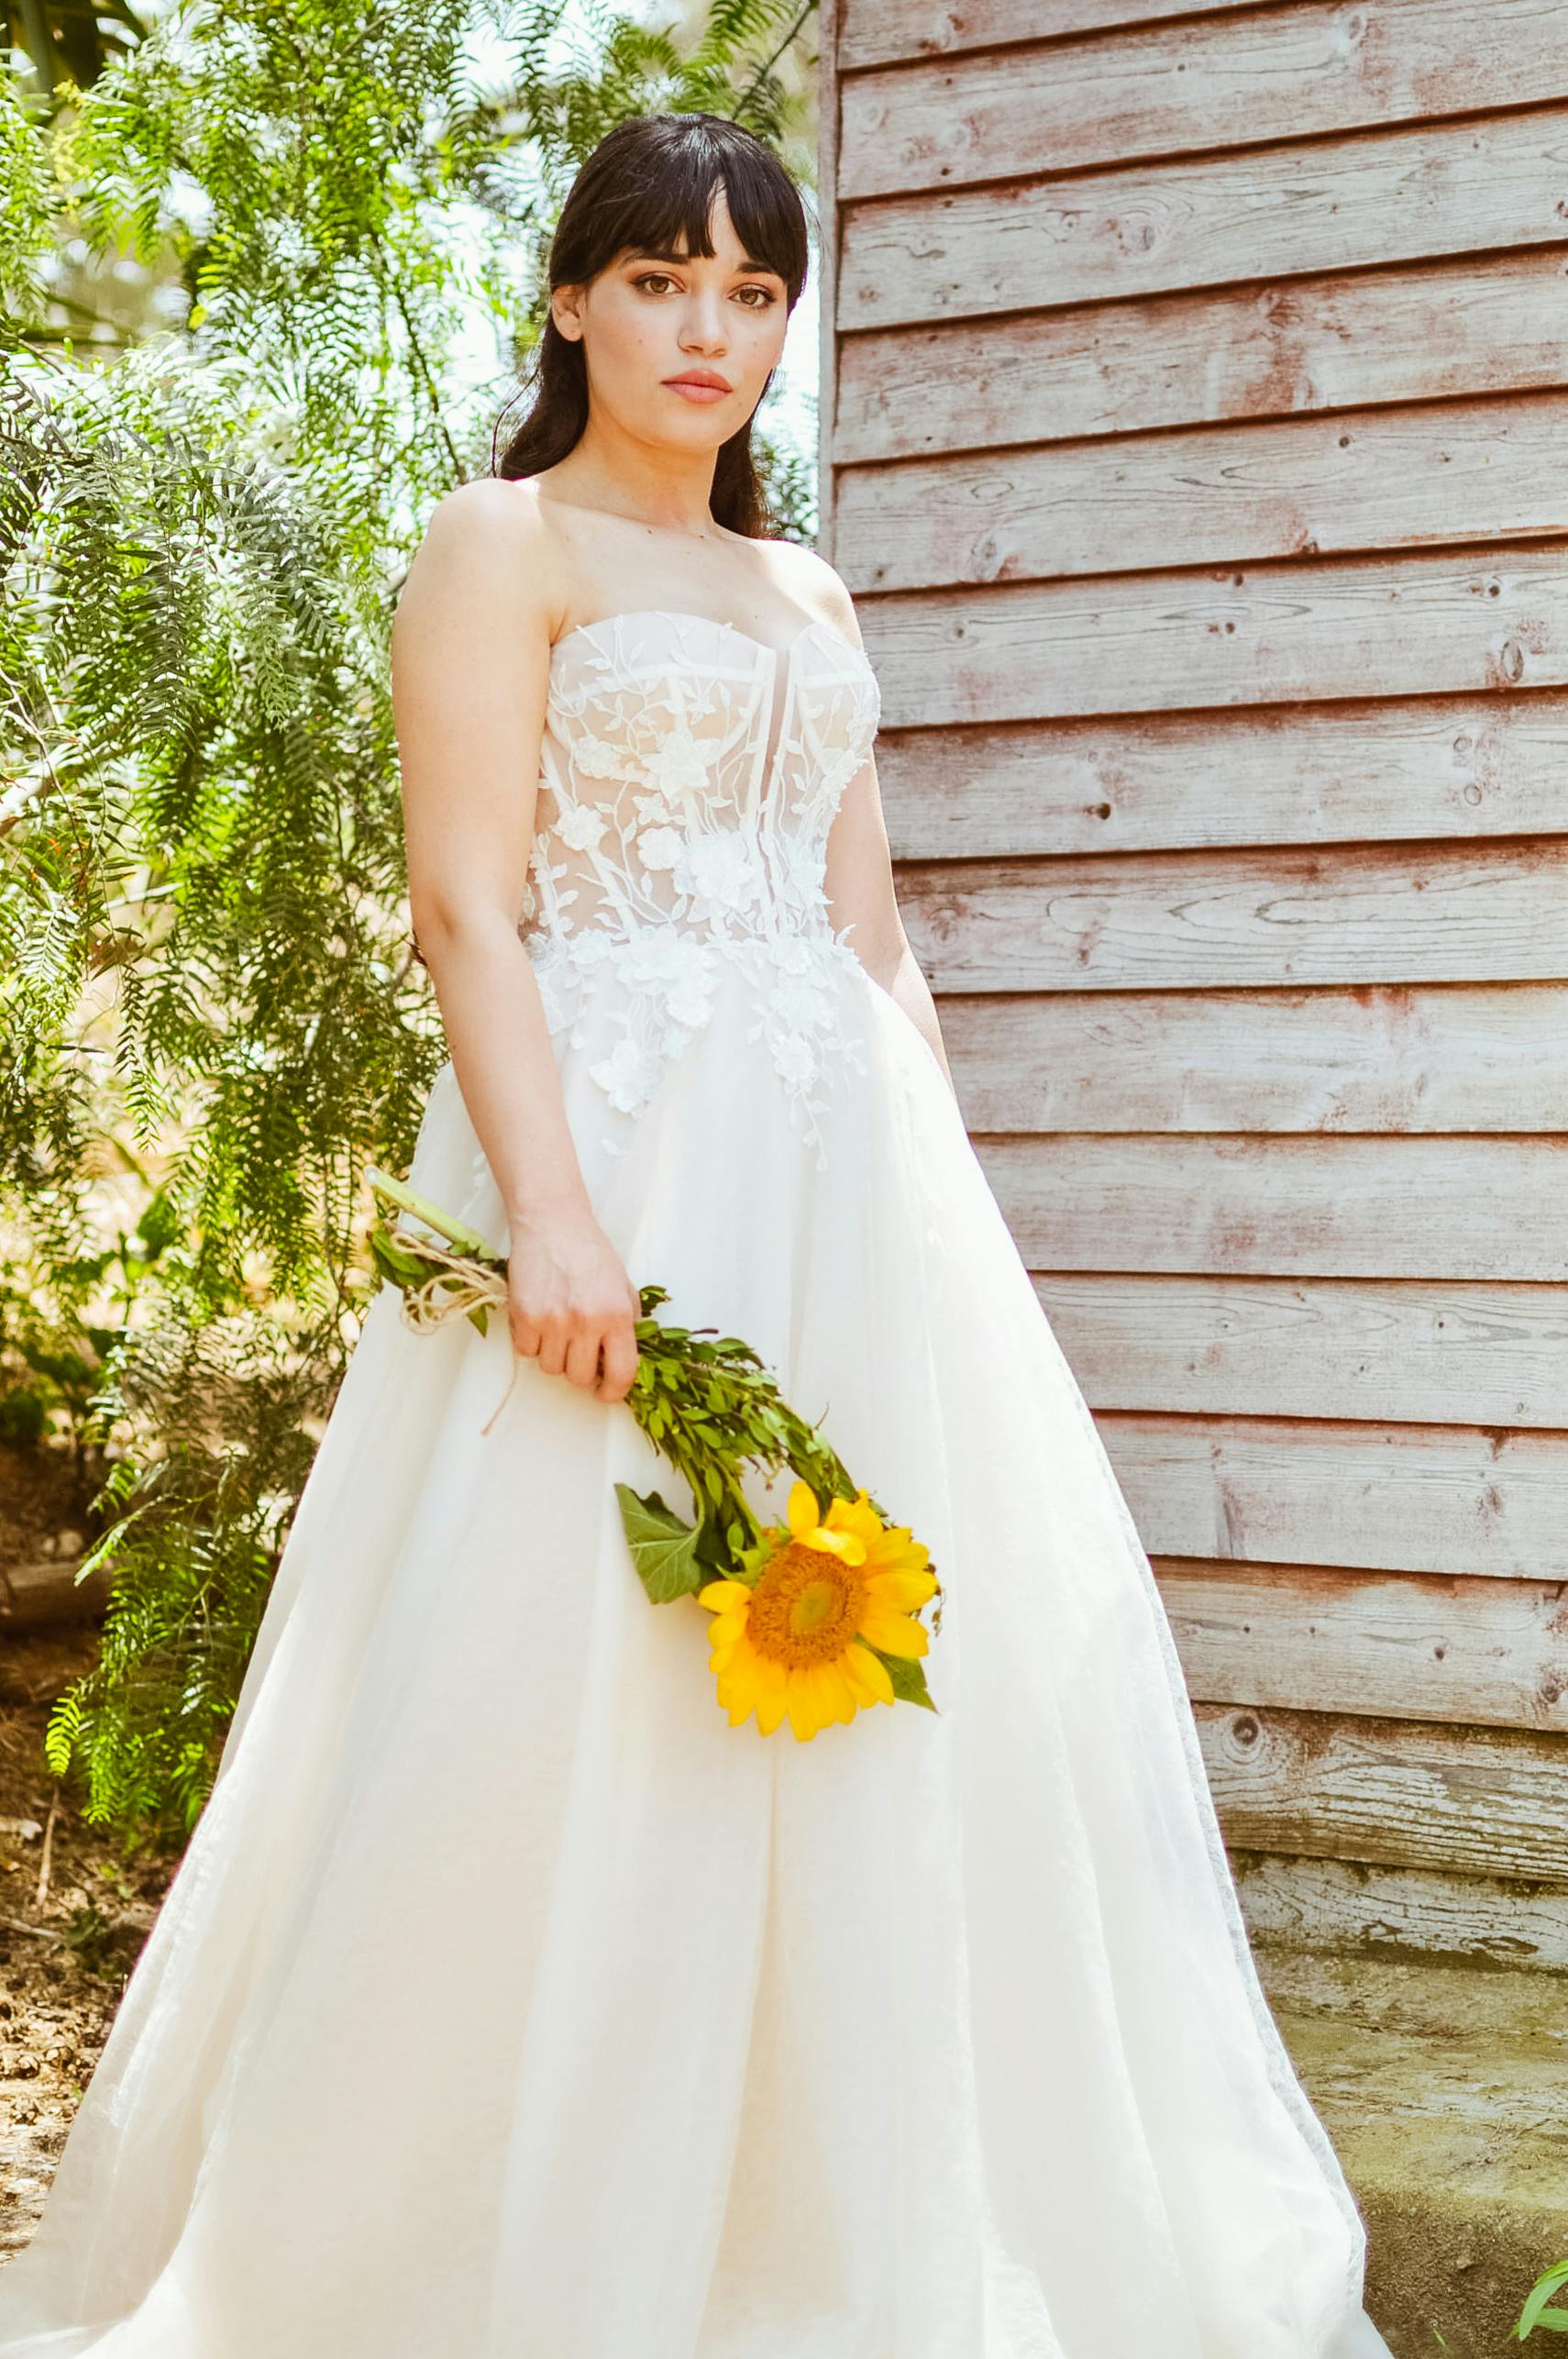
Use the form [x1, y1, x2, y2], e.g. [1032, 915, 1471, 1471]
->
[364, 1168, 942, 1742]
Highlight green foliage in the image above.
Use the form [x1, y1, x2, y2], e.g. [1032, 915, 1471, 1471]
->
[1518, 2260, 1568, 2339]
[510, 0, 815, 181]
[620, 1279, 867, 1578]
[43, 1304, 334, 1839]
[2, 0, 821, 1844]
[614, 1484, 712, 1603]
[0, 72, 57, 319]
[361, 1179, 944, 1710]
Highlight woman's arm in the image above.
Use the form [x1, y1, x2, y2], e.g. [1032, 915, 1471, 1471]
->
[390, 481, 641, 1401]
[824, 748, 955, 1095]
[812, 576, 956, 1096]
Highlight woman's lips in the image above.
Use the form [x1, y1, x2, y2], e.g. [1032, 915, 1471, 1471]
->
[664, 377, 732, 404]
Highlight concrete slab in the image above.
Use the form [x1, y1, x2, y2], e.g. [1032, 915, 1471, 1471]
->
[1260, 1947, 1568, 2357]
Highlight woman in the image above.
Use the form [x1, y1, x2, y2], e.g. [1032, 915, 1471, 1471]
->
[0, 112, 1396, 2359]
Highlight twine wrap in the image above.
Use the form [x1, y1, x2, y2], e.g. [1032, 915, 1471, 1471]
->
[387, 1233, 519, 1434]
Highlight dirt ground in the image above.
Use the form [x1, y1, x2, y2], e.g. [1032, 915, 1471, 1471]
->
[0, 1442, 181, 2261]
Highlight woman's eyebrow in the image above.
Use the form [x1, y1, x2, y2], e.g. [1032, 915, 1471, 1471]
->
[624, 242, 779, 275]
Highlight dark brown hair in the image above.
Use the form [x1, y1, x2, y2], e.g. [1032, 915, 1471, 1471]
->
[491, 113, 810, 538]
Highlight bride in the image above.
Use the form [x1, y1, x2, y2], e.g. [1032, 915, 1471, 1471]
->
[0, 110, 1396, 2359]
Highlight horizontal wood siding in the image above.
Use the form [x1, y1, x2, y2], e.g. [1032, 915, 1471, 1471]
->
[836, 253, 1568, 460]
[823, 0, 1568, 1940]
[839, 393, 1568, 585]
[1032, 1274, 1568, 1425]
[840, 1, 1568, 198]
[1195, 1705, 1568, 1880]
[944, 989, 1568, 1131]
[840, 0, 1266, 75]
[1229, 1851, 1568, 1968]
[876, 695, 1568, 858]
[842, 110, 1568, 325]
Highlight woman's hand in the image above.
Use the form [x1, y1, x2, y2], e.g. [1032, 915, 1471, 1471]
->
[507, 1197, 642, 1403]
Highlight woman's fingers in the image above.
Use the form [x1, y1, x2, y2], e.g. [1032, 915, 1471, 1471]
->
[594, 1320, 640, 1404]
[563, 1325, 603, 1392]
[513, 1297, 640, 1398]
[504, 1220, 641, 1397]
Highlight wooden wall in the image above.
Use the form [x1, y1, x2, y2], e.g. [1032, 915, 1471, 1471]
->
[818, 0, 1568, 1965]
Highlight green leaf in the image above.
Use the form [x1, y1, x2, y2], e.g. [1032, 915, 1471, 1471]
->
[692, 1511, 753, 1577]
[1518, 2265, 1568, 2338]
[614, 1482, 707, 1604]
[860, 1641, 937, 1712]
[368, 1227, 434, 1289]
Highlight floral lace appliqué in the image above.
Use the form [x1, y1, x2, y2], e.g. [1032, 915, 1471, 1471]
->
[517, 610, 883, 1168]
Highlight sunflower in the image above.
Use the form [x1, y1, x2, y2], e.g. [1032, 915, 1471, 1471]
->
[697, 1479, 937, 1741]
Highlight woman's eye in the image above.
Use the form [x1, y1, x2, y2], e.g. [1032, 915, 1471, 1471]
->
[631, 272, 776, 306]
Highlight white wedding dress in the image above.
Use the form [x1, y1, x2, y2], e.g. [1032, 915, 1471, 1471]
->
[0, 609, 1395, 2359]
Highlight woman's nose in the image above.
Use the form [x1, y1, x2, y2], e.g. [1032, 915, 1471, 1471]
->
[678, 296, 729, 353]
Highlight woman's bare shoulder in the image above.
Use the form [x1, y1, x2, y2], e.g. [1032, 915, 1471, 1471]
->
[406, 475, 558, 579]
[394, 477, 566, 648]
[758, 535, 861, 644]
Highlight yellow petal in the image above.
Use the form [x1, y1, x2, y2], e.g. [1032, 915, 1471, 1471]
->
[865, 1568, 937, 1613]
[800, 1523, 867, 1566]
[712, 1665, 752, 1712]
[845, 1641, 895, 1706]
[812, 1662, 848, 1726]
[830, 1491, 885, 1551]
[698, 1579, 752, 1612]
[756, 1686, 790, 1735]
[786, 1480, 821, 1539]
[859, 1607, 930, 1659]
[787, 1683, 821, 1741]
[824, 1661, 860, 1722]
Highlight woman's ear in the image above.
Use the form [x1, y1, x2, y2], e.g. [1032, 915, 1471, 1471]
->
[551, 284, 586, 343]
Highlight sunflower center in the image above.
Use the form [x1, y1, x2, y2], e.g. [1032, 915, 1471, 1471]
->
[746, 1541, 867, 1667]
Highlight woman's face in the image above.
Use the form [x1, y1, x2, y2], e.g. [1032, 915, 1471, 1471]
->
[553, 186, 791, 454]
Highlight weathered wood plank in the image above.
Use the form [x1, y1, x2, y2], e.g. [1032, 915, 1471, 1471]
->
[1196, 1703, 1568, 1879]
[1231, 1849, 1568, 1968]
[835, 251, 1568, 462]
[839, 0, 1259, 72]
[859, 548, 1568, 723]
[877, 693, 1568, 859]
[840, 0, 1568, 201]
[942, 987, 1568, 1134]
[1118, 1424, 1568, 1579]
[0, 1556, 107, 1631]
[840, 107, 1568, 328]
[977, 1135, 1568, 1279]
[839, 393, 1568, 592]
[1154, 1558, 1568, 1721]
[1034, 1273, 1568, 1427]
[899, 840, 1568, 994]
[817, 0, 844, 562]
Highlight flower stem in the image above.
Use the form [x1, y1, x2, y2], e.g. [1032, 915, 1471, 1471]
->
[365, 1168, 499, 1265]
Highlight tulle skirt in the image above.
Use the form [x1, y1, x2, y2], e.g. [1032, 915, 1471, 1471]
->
[0, 955, 1394, 2358]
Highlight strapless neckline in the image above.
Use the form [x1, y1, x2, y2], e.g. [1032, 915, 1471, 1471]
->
[548, 607, 873, 679]
[547, 608, 878, 810]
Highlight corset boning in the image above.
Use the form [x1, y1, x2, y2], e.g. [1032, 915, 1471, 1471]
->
[513, 608, 885, 1161]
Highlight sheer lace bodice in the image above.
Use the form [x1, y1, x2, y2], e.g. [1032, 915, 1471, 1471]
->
[518, 608, 883, 1162]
